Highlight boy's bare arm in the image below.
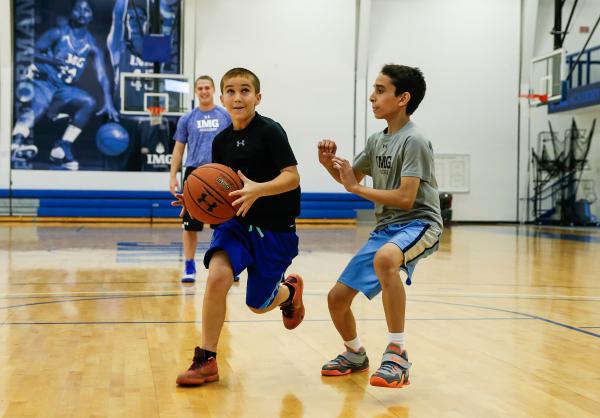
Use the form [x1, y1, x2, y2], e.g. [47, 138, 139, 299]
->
[353, 177, 420, 210]
[229, 165, 300, 217]
[332, 156, 420, 210]
[169, 142, 186, 195]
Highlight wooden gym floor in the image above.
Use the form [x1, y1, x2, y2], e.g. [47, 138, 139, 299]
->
[0, 222, 599, 417]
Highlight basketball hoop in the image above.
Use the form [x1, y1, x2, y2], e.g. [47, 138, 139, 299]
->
[147, 106, 165, 126]
[519, 93, 549, 104]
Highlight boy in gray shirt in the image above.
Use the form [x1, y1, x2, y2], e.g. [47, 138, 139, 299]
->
[318, 64, 442, 388]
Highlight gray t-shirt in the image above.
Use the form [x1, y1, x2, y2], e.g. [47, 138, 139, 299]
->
[353, 121, 443, 231]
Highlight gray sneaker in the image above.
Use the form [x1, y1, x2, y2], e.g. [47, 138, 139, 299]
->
[321, 349, 369, 376]
[369, 343, 411, 388]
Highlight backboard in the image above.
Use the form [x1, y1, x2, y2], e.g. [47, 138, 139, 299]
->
[530, 49, 565, 105]
[120, 72, 191, 116]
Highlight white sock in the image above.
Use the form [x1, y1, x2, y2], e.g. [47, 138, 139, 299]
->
[388, 332, 405, 349]
[62, 125, 82, 143]
[343, 336, 363, 353]
[12, 124, 30, 138]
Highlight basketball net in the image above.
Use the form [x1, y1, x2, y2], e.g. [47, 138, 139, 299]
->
[147, 106, 165, 126]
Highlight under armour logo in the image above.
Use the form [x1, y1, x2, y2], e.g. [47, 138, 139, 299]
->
[236, 140, 245, 147]
[196, 193, 218, 212]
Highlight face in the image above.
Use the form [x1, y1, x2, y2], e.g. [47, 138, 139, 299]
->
[369, 73, 409, 119]
[195, 80, 215, 107]
[71, 0, 93, 26]
[220, 76, 261, 124]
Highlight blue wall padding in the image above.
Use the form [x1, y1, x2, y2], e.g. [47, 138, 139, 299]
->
[1, 189, 373, 219]
[37, 207, 153, 217]
[9, 189, 172, 199]
[38, 199, 173, 208]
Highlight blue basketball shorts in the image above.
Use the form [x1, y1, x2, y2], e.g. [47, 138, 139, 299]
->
[338, 220, 441, 299]
[203, 218, 299, 309]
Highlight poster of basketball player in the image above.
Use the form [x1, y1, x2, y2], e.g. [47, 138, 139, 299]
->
[11, 0, 181, 171]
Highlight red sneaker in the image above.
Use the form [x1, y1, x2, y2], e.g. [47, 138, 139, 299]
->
[280, 273, 305, 330]
[176, 347, 219, 386]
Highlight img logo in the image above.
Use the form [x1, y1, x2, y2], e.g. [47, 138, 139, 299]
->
[376, 155, 392, 169]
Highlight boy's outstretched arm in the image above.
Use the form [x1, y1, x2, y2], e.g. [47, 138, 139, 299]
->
[229, 166, 300, 217]
[332, 156, 420, 211]
[318, 140, 364, 184]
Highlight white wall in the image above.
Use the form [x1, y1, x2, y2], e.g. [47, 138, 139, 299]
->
[366, 0, 521, 221]
[519, 0, 600, 221]
[189, 0, 356, 193]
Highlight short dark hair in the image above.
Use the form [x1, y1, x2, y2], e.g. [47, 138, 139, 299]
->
[195, 75, 215, 88]
[380, 64, 426, 115]
[220, 68, 260, 93]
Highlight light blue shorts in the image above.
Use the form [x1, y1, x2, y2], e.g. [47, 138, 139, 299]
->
[338, 220, 441, 299]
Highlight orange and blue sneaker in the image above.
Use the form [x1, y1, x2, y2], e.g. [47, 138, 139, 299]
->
[369, 343, 411, 388]
[321, 349, 369, 376]
[280, 273, 305, 330]
[175, 347, 219, 386]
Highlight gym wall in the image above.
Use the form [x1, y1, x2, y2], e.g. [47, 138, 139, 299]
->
[3, 0, 581, 222]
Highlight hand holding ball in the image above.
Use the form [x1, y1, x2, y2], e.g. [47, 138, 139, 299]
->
[182, 163, 243, 224]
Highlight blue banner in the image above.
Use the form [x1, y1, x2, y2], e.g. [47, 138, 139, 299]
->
[11, 0, 182, 171]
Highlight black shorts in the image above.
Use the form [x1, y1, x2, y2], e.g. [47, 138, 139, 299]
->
[182, 166, 204, 231]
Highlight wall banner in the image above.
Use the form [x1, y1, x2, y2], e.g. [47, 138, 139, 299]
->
[11, 0, 181, 172]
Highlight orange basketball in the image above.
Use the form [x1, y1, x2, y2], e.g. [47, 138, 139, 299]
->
[183, 163, 243, 224]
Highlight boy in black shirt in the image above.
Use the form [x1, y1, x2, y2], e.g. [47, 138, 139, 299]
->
[175, 68, 304, 386]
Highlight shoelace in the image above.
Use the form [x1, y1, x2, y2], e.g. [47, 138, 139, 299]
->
[189, 349, 208, 370]
[189, 356, 203, 370]
[327, 354, 351, 367]
[378, 360, 404, 375]
[280, 300, 293, 318]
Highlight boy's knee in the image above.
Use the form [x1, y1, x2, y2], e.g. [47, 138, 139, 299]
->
[327, 287, 351, 312]
[373, 245, 404, 276]
[205, 272, 232, 295]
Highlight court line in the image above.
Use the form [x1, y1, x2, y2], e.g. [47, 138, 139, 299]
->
[2, 289, 600, 301]
[580, 326, 600, 329]
[1, 293, 598, 339]
[413, 298, 600, 339]
[4, 317, 534, 325]
[0, 294, 184, 310]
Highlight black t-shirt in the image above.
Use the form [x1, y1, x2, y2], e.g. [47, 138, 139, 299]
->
[212, 113, 301, 231]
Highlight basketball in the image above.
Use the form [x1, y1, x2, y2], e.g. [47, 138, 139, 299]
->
[96, 123, 130, 156]
[183, 163, 243, 224]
